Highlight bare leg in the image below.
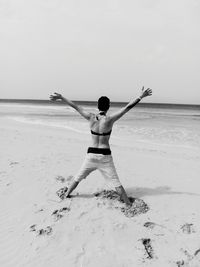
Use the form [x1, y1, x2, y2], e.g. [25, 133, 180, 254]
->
[65, 181, 79, 198]
[115, 185, 132, 206]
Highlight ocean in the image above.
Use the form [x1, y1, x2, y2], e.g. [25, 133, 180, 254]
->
[0, 100, 200, 149]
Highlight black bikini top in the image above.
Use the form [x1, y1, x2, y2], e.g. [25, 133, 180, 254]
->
[91, 111, 112, 136]
[91, 129, 112, 136]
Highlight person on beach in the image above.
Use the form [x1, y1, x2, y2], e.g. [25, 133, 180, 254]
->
[50, 87, 152, 206]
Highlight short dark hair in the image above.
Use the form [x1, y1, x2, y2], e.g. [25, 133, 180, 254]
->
[98, 96, 110, 111]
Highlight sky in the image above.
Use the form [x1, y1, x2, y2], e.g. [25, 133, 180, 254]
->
[0, 0, 200, 104]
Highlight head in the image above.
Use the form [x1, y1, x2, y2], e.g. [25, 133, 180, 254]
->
[98, 96, 110, 112]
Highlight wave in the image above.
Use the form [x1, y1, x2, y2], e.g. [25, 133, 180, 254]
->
[9, 115, 200, 151]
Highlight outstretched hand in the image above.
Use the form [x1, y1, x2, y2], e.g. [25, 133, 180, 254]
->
[140, 87, 152, 99]
[50, 92, 64, 101]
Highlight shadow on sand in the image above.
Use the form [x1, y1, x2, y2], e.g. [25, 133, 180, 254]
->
[57, 185, 200, 200]
[126, 186, 200, 198]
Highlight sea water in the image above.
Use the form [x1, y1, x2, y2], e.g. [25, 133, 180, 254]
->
[0, 101, 200, 150]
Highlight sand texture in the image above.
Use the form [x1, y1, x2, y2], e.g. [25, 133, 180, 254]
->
[1, 118, 200, 267]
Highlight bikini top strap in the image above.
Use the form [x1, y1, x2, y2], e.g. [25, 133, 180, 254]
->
[91, 129, 112, 136]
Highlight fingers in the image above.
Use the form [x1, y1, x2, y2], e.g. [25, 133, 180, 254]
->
[49, 92, 61, 100]
[50, 96, 56, 101]
[142, 87, 152, 97]
[145, 88, 152, 92]
[141, 87, 152, 94]
[54, 92, 62, 97]
[50, 93, 58, 101]
[147, 88, 152, 95]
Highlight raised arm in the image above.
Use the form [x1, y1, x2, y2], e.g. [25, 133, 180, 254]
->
[109, 87, 152, 123]
[50, 92, 92, 120]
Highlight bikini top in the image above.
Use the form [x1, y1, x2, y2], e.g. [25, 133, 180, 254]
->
[91, 111, 112, 136]
[91, 129, 112, 136]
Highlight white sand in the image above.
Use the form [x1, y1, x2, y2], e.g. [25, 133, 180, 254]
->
[0, 117, 200, 267]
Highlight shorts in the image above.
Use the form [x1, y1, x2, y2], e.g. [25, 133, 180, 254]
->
[74, 152, 122, 188]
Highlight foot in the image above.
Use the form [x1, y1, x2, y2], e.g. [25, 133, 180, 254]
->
[115, 185, 132, 206]
[125, 199, 132, 207]
[65, 194, 72, 198]
[65, 181, 79, 198]
[129, 197, 136, 203]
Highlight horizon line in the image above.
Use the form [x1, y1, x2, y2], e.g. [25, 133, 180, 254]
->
[0, 98, 199, 107]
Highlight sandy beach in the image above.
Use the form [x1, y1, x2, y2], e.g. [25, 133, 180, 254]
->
[1, 116, 200, 267]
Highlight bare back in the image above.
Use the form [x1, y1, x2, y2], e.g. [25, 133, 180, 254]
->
[89, 113, 113, 149]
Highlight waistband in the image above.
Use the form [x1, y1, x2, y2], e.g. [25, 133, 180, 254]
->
[87, 147, 111, 155]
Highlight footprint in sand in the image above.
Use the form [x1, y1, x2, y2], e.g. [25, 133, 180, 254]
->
[121, 198, 149, 218]
[141, 238, 154, 259]
[194, 249, 200, 256]
[9, 161, 19, 166]
[94, 190, 149, 217]
[30, 224, 53, 236]
[143, 222, 156, 229]
[143, 221, 168, 237]
[30, 224, 37, 232]
[56, 188, 149, 218]
[51, 207, 70, 221]
[180, 223, 195, 234]
[176, 260, 185, 266]
[56, 186, 69, 200]
[55, 175, 66, 183]
[37, 226, 52, 236]
[55, 175, 73, 183]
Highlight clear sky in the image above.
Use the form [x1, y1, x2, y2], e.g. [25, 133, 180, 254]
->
[0, 0, 200, 104]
